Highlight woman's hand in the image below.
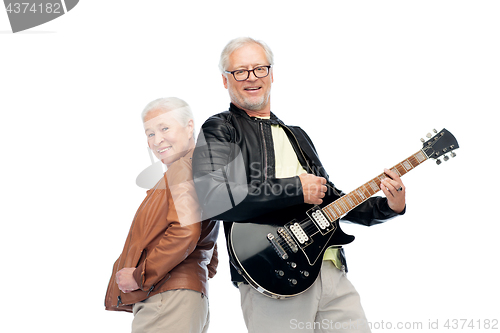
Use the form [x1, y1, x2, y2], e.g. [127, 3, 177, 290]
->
[116, 267, 139, 293]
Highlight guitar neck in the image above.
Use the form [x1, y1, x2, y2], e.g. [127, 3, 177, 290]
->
[322, 149, 429, 221]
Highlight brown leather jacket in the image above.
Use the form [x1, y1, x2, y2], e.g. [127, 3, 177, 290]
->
[105, 149, 219, 313]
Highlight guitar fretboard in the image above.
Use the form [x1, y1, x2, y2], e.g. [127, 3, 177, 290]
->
[321, 150, 428, 222]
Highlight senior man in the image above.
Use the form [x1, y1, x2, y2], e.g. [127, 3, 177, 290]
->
[192, 37, 406, 333]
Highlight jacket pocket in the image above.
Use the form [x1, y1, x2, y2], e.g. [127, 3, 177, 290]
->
[136, 249, 147, 268]
[147, 272, 171, 297]
[133, 249, 172, 295]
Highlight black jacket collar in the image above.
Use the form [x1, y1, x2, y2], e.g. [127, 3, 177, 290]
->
[229, 103, 282, 126]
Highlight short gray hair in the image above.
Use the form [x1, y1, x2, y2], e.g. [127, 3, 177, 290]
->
[141, 97, 194, 128]
[219, 37, 274, 74]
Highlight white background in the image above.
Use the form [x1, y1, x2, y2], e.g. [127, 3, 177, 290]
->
[1, 1, 499, 332]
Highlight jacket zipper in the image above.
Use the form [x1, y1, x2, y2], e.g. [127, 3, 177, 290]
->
[114, 183, 161, 309]
[259, 121, 268, 182]
[116, 197, 152, 272]
[115, 280, 164, 308]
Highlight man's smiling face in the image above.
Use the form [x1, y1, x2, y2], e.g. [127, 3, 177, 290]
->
[223, 43, 273, 115]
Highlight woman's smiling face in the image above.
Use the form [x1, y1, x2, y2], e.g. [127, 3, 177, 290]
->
[143, 108, 194, 166]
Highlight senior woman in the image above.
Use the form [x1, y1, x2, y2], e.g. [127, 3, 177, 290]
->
[105, 97, 219, 333]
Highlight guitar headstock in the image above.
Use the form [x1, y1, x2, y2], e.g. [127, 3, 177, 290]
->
[421, 128, 459, 165]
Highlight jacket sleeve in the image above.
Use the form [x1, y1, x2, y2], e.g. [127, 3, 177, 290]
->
[192, 116, 304, 221]
[133, 159, 202, 291]
[342, 196, 405, 226]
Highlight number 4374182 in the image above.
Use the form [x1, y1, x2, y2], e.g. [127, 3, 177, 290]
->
[444, 319, 498, 330]
[6, 2, 62, 14]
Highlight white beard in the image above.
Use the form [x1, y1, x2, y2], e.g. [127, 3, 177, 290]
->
[229, 89, 271, 112]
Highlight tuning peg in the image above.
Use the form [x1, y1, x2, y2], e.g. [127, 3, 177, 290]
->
[443, 155, 449, 162]
[433, 129, 437, 133]
[426, 133, 432, 138]
[450, 152, 456, 158]
[436, 159, 442, 165]
[420, 138, 425, 143]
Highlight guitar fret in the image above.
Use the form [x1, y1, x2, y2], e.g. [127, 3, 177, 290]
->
[324, 206, 335, 220]
[333, 204, 343, 216]
[368, 181, 379, 193]
[398, 164, 407, 176]
[329, 206, 339, 219]
[402, 160, 413, 172]
[355, 189, 366, 201]
[351, 192, 361, 205]
[324, 207, 337, 221]
[408, 156, 416, 168]
[415, 151, 426, 163]
[345, 195, 355, 208]
[360, 185, 367, 197]
[363, 184, 372, 197]
[354, 191, 361, 203]
[339, 199, 348, 212]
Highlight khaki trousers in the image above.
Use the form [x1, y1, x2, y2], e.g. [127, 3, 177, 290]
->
[132, 289, 209, 333]
[239, 260, 371, 333]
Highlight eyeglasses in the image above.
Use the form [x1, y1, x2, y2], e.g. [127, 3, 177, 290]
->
[224, 65, 272, 81]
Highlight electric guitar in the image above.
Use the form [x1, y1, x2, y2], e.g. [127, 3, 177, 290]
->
[227, 128, 459, 299]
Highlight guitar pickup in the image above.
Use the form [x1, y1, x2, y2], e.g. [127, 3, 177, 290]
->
[267, 233, 289, 260]
[311, 210, 330, 229]
[289, 223, 309, 245]
[307, 207, 336, 235]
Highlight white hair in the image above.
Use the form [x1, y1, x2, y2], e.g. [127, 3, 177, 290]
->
[219, 37, 274, 74]
[141, 97, 194, 129]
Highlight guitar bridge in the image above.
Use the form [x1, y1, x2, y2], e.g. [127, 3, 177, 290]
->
[277, 227, 298, 253]
[267, 233, 289, 260]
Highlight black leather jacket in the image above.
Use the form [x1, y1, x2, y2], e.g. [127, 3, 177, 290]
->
[192, 103, 403, 282]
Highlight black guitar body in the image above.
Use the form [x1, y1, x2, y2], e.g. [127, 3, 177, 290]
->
[228, 192, 355, 299]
